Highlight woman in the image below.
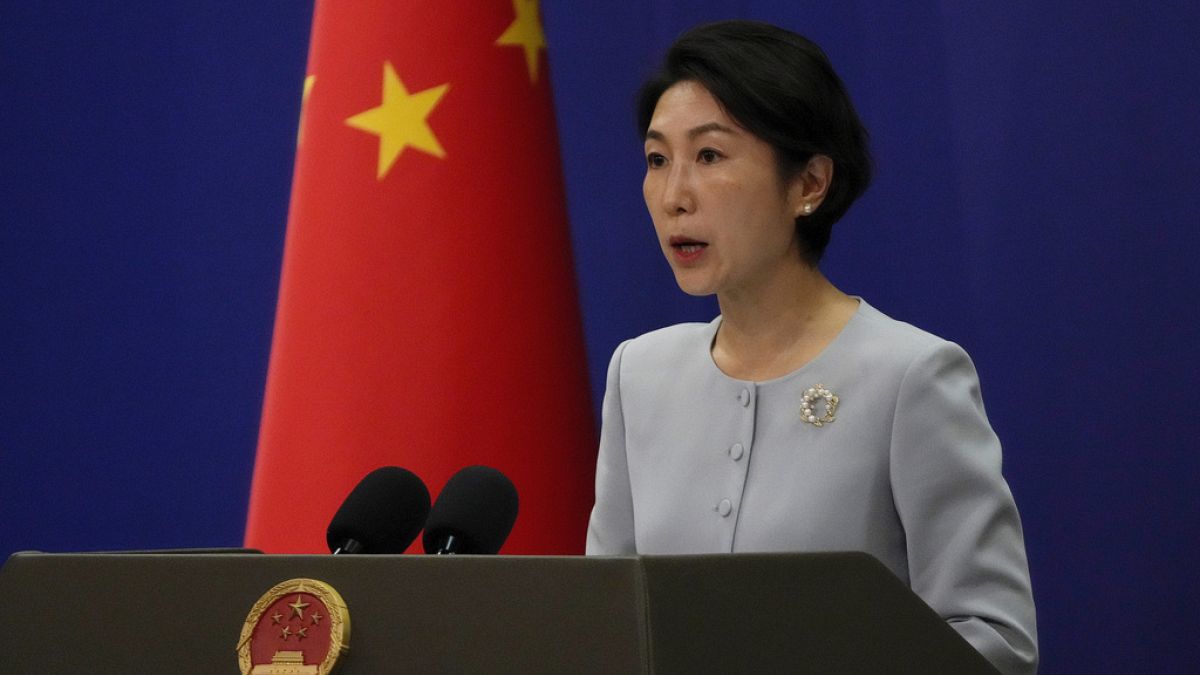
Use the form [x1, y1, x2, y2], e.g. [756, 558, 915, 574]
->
[585, 20, 1038, 674]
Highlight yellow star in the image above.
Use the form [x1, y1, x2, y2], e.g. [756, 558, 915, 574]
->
[281, 626, 292, 640]
[297, 626, 309, 640]
[310, 612, 323, 625]
[271, 612, 283, 625]
[496, 0, 546, 83]
[297, 74, 316, 146]
[288, 595, 310, 620]
[346, 62, 449, 179]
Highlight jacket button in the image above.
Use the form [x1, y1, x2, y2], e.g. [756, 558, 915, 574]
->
[737, 388, 751, 407]
[729, 443, 744, 461]
[718, 499, 732, 517]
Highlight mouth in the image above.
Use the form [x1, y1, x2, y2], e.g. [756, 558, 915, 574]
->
[668, 235, 708, 263]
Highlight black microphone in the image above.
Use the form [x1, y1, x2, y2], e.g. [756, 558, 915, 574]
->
[423, 466, 519, 555]
[326, 466, 431, 554]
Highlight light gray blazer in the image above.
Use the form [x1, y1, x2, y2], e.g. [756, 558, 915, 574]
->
[586, 299, 1038, 674]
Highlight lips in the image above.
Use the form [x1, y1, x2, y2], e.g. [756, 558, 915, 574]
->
[669, 235, 708, 262]
[669, 235, 707, 250]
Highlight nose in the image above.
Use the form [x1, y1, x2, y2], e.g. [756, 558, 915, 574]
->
[656, 163, 695, 216]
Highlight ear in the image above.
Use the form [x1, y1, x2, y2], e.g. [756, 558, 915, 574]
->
[788, 154, 833, 218]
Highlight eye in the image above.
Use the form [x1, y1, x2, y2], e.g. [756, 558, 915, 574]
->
[697, 148, 722, 164]
[646, 152, 667, 168]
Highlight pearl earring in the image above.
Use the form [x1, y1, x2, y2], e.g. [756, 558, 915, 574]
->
[803, 203, 813, 215]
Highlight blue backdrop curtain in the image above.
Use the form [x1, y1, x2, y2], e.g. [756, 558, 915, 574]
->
[2, 2, 1197, 672]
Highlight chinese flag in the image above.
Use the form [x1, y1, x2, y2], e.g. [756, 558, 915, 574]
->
[245, 0, 595, 554]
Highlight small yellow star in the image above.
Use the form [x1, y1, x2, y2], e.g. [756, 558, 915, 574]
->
[496, 0, 546, 83]
[297, 74, 316, 146]
[297, 626, 309, 640]
[271, 612, 283, 625]
[310, 612, 323, 625]
[288, 595, 310, 620]
[346, 62, 449, 179]
[281, 626, 292, 640]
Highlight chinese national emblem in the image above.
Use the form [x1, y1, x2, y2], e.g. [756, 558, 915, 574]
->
[237, 578, 350, 675]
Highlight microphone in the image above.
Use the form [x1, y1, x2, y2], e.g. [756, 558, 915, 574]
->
[326, 466, 431, 554]
[423, 466, 519, 555]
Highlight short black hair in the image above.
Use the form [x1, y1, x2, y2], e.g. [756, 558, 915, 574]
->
[637, 20, 872, 265]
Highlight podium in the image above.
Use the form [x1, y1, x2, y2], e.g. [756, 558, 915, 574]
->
[0, 550, 998, 673]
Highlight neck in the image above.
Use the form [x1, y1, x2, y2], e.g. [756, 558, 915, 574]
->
[712, 258, 856, 381]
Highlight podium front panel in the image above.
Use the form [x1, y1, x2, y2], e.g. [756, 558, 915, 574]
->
[0, 551, 998, 674]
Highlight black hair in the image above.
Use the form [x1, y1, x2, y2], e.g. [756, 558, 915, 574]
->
[637, 20, 872, 265]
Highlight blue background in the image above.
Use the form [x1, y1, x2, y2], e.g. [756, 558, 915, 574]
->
[2, 2, 1197, 671]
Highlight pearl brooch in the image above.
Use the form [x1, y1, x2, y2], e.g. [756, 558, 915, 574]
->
[800, 384, 839, 427]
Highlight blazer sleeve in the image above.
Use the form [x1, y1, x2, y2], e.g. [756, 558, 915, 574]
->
[585, 340, 636, 555]
[890, 341, 1038, 674]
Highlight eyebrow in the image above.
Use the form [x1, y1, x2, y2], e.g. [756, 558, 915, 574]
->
[645, 122, 736, 142]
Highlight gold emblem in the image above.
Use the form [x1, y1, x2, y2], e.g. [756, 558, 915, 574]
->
[237, 578, 350, 675]
[800, 384, 839, 427]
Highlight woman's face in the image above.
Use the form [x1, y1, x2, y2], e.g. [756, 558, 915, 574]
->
[643, 81, 805, 298]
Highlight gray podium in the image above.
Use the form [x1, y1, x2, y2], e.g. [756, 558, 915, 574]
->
[0, 550, 998, 673]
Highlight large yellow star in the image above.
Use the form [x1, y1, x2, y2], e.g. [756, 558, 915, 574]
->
[288, 595, 310, 620]
[345, 62, 449, 179]
[496, 0, 546, 83]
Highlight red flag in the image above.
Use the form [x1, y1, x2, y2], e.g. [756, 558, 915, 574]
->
[246, 0, 595, 554]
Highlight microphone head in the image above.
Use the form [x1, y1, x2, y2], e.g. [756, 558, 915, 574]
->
[423, 466, 519, 555]
[326, 467, 431, 554]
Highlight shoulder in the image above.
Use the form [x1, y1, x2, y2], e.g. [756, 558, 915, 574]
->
[852, 300, 952, 354]
[604, 320, 720, 401]
[614, 319, 717, 368]
[843, 300, 975, 379]
[843, 302, 990, 438]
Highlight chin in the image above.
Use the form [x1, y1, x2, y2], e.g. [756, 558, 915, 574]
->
[672, 272, 718, 297]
